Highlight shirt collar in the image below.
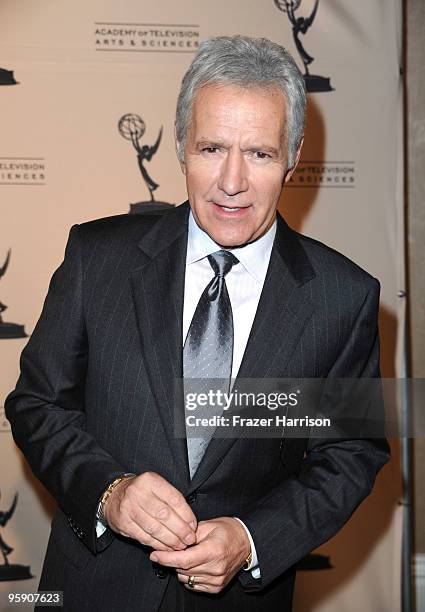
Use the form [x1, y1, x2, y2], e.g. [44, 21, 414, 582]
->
[186, 210, 276, 284]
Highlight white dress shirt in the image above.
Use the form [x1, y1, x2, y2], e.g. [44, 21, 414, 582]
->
[184, 212, 276, 579]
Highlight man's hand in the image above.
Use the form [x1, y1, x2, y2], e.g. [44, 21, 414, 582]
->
[150, 517, 251, 594]
[103, 472, 197, 551]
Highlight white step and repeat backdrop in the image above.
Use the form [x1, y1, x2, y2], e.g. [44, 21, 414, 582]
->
[0, 1, 404, 610]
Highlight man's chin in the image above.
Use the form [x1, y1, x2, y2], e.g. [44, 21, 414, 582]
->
[211, 236, 253, 249]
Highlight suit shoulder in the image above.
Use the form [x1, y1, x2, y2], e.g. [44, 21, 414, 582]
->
[296, 231, 380, 291]
[65, 214, 166, 253]
[75, 213, 161, 243]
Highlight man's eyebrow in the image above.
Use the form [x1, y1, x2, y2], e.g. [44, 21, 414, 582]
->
[243, 144, 280, 156]
[195, 138, 226, 148]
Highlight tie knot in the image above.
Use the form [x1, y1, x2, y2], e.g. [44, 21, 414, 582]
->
[208, 250, 238, 278]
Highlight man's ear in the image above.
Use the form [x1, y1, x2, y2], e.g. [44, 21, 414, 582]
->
[284, 136, 304, 183]
[174, 124, 186, 175]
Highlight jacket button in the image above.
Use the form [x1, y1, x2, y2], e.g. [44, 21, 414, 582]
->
[154, 566, 167, 579]
[186, 492, 197, 504]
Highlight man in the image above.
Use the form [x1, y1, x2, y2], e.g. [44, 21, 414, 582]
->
[5, 36, 389, 611]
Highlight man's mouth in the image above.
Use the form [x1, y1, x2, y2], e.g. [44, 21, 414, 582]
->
[212, 202, 249, 215]
[221, 206, 241, 213]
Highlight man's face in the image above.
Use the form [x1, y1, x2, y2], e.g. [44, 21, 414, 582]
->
[178, 83, 300, 248]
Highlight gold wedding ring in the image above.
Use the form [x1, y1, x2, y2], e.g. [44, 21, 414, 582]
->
[187, 575, 195, 589]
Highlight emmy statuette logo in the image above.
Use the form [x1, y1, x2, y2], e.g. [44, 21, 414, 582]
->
[274, 0, 334, 92]
[0, 250, 27, 339]
[0, 491, 32, 581]
[0, 68, 19, 86]
[118, 113, 174, 214]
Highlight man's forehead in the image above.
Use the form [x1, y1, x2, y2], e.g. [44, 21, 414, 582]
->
[188, 83, 287, 142]
[190, 83, 286, 124]
[193, 81, 286, 104]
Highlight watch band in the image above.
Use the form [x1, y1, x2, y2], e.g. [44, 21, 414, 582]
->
[243, 550, 253, 570]
[98, 473, 134, 523]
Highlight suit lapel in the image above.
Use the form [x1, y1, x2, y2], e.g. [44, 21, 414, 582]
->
[130, 203, 191, 491]
[237, 213, 316, 379]
[187, 213, 316, 493]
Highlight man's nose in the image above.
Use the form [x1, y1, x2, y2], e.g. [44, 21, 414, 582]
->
[217, 150, 248, 196]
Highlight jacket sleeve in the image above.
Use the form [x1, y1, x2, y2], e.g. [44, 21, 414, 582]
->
[5, 225, 127, 553]
[237, 279, 390, 591]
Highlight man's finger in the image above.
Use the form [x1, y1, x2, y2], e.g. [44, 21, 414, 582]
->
[174, 563, 222, 577]
[150, 539, 212, 569]
[177, 573, 224, 595]
[128, 504, 193, 549]
[138, 496, 196, 545]
[147, 477, 198, 528]
[176, 572, 223, 588]
[122, 522, 175, 552]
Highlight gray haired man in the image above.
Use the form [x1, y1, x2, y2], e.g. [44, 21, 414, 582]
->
[6, 35, 389, 611]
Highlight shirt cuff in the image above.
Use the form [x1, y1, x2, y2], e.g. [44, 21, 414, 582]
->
[96, 503, 107, 537]
[234, 517, 261, 579]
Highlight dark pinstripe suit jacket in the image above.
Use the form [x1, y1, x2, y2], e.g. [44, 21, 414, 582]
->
[5, 202, 389, 611]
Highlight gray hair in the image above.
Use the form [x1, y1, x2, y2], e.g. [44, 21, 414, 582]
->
[175, 35, 306, 168]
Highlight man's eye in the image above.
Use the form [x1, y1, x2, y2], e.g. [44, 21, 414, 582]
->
[254, 151, 271, 160]
[202, 146, 219, 154]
